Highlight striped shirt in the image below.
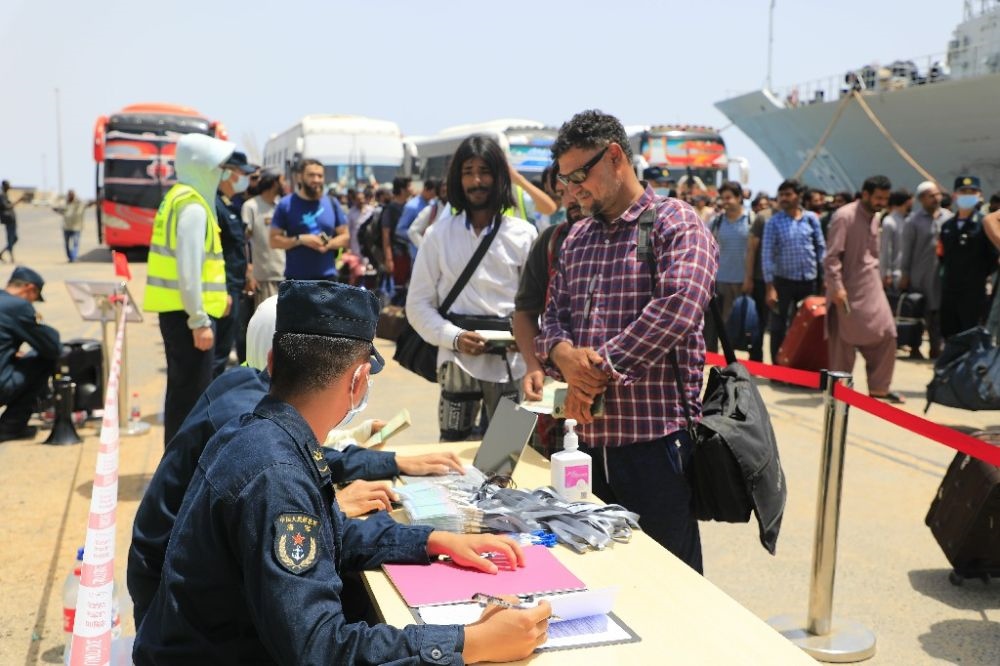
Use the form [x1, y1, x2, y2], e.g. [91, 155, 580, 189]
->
[536, 186, 718, 447]
[761, 209, 826, 283]
[711, 213, 751, 283]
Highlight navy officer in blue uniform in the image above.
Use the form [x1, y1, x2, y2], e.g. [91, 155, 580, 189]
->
[127, 293, 467, 628]
[0, 266, 60, 441]
[213, 150, 258, 376]
[133, 280, 550, 665]
[938, 175, 998, 338]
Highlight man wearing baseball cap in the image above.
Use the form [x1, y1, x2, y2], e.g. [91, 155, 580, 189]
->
[135, 280, 549, 665]
[0, 266, 60, 441]
[939, 175, 997, 338]
[213, 150, 259, 376]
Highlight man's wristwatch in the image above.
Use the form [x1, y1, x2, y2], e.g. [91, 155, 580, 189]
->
[293, 234, 300, 246]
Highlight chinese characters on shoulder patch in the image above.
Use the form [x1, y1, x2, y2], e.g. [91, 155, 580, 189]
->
[274, 513, 319, 574]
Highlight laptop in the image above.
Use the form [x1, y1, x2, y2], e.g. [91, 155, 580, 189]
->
[399, 397, 538, 487]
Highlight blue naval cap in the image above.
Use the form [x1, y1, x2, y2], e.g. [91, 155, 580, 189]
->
[10, 265, 45, 301]
[954, 175, 981, 191]
[276, 280, 384, 374]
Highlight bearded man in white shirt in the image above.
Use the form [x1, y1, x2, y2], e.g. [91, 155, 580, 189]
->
[406, 136, 537, 440]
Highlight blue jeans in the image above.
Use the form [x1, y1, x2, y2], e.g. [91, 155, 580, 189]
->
[63, 229, 81, 262]
[582, 432, 703, 573]
[2, 222, 16, 259]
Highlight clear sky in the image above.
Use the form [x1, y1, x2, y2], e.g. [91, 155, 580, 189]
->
[0, 0, 963, 196]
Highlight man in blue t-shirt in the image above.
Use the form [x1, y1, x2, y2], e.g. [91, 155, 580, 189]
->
[269, 159, 348, 279]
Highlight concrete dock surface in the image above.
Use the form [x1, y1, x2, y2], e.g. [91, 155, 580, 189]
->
[0, 207, 997, 665]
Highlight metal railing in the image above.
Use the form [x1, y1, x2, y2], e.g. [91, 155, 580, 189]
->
[768, 41, 1000, 108]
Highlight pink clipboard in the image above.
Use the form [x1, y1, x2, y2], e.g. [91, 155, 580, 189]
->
[382, 545, 586, 607]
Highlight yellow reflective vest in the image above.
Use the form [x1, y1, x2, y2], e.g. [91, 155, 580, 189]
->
[144, 184, 227, 317]
[504, 185, 530, 221]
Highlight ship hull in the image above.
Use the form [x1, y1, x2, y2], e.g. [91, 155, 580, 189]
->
[715, 73, 1000, 194]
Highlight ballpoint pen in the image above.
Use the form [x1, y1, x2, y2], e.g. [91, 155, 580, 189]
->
[471, 592, 560, 620]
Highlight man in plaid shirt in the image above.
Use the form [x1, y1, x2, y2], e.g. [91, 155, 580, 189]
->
[535, 110, 717, 571]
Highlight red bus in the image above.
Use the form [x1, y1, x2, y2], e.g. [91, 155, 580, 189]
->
[93, 103, 227, 248]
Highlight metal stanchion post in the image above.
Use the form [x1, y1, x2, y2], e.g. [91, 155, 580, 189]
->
[768, 370, 876, 662]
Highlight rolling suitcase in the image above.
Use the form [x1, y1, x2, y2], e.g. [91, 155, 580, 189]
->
[925, 438, 1000, 584]
[776, 296, 828, 372]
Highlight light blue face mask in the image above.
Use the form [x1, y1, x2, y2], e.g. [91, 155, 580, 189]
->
[232, 174, 250, 194]
[956, 194, 980, 210]
[334, 366, 371, 429]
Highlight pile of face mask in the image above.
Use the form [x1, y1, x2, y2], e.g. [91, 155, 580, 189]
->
[394, 481, 485, 533]
[472, 487, 641, 553]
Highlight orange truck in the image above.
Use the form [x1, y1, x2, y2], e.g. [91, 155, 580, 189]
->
[93, 103, 227, 248]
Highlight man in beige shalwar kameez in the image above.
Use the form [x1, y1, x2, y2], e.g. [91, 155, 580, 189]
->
[824, 175, 904, 403]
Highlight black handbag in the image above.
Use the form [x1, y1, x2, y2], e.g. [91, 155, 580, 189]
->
[393, 218, 502, 383]
[637, 209, 787, 554]
[926, 326, 1000, 411]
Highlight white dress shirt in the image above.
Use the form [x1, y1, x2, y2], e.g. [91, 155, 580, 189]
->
[406, 211, 537, 382]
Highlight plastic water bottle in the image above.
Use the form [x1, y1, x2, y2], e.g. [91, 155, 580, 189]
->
[111, 578, 122, 639]
[62, 547, 121, 663]
[62, 547, 83, 664]
[129, 392, 141, 428]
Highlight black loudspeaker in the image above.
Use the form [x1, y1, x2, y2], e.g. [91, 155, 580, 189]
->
[60, 339, 104, 413]
[43, 376, 82, 445]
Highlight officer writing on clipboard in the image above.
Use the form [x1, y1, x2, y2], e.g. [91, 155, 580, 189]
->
[134, 280, 550, 665]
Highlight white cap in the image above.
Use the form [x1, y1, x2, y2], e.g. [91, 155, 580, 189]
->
[564, 419, 579, 451]
[245, 295, 278, 371]
[915, 181, 937, 197]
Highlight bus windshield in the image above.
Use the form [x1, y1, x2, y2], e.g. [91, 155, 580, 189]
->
[640, 134, 727, 170]
[102, 133, 178, 209]
[508, 143, 553, 176]
[324, 164, 400, 189]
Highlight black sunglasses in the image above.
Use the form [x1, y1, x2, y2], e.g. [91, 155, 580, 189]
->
[557, 146, 610, 186]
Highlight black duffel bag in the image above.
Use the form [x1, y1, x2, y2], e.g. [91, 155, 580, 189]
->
[639, 209, 786, 554]
[670, 301, 787, 554]
[926, 327, 1000, 411]
[393, 217, 501, 383]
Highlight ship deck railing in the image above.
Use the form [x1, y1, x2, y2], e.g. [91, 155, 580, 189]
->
[764, 41, 1000, 109]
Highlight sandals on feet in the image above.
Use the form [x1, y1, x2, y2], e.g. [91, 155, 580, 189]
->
[871, 391, 905, 404]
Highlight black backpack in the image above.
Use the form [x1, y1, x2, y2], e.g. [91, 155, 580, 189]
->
[357, 207, 384, 268]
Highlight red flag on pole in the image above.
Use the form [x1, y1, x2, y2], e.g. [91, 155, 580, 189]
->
[112, 251, 131, 281]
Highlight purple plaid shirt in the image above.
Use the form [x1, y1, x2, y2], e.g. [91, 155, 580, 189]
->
[536, 186, 718, 447]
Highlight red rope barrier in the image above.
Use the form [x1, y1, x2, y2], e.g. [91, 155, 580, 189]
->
[705, 352, 821, 389]
[832, 383, 1000, 468]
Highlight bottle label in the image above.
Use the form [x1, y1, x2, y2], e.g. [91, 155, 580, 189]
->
[63, 607, 75, 633]
[564, 464, 590, 489]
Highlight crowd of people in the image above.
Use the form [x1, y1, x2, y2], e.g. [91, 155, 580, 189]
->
[4, 104, 1000, 663]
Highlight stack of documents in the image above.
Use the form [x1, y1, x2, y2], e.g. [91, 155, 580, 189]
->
[384, 546, 640, 652]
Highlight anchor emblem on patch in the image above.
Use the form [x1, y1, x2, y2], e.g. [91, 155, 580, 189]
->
[274, 513, 319, 574]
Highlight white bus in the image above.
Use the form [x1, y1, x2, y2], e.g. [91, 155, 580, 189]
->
[413, 119, 557, 182]
[263, 115, 406, 190]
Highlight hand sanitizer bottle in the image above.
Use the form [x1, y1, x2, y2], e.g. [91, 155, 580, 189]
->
[550, 419, 592, 501]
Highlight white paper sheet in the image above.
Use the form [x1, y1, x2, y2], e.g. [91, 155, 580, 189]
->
[416, 587, 630, 651]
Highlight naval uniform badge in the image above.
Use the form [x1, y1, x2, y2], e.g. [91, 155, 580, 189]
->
[274, 513, 319, 574]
